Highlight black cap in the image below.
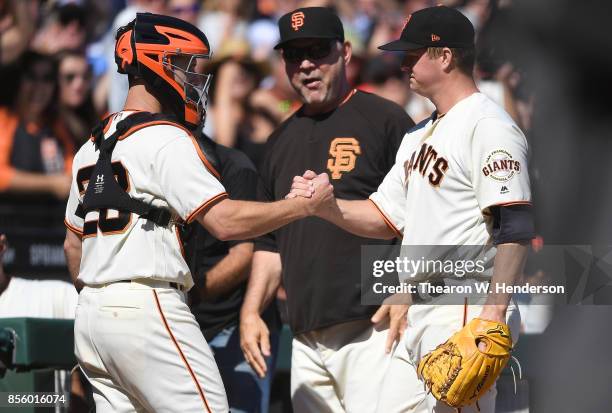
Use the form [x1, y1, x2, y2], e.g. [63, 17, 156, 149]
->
[379, 6, 474, 51]
[274, 7, 344, 50]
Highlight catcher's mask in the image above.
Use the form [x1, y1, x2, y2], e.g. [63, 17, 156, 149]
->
[114, 13, 212, 130]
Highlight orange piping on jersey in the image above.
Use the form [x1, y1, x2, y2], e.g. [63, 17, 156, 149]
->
[462, 297, 468, 326]
[187, 134, 221, 179]
[186, 192, 228, 224]
[152, 290, 212, 413]
[116, 119, 222, 179]
[64, 218, 83, 237]
[339, 88, 357, 107]
[89, 111, 143, 141]
[368, 199, 403, 239]
[0, 108, 19, 190]
[117, 120, 182, 141]
[175, 225, 186, 260]
[492, 201, 532, 207]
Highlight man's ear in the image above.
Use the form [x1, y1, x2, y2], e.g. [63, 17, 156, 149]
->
[343, 41, 352, 66]
[441, 47, 454, 72]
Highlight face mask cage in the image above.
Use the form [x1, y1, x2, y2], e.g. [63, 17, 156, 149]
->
[163, 52, 213, 123]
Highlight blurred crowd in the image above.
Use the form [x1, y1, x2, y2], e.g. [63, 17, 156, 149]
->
[0, 0, 534, 200]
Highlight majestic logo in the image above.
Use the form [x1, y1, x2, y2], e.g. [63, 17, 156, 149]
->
[404, 143, 449, 187]
[327, 137, 361, 179]
[482, 149, 521, 182]
[431, 34, 440, 42]
[291, 12, 305, 31]
[500, 185, 509, 194]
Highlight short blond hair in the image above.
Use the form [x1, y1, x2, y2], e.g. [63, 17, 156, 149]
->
[427, 46, 475, 75]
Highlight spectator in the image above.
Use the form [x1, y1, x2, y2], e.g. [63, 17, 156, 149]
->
[0, 51, 73, 200]
[358, 54, 411, 107]
[57, 51, 99, 146]
[248, 54, 301, 124]
[208, 58, 260, 146]
[31, 3, 88, 55]
[198, 0, 251, 54]
[0, 0, 39, 65]
[168, 0, 202, 25]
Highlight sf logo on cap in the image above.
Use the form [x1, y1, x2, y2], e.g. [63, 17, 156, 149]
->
[291, 11, 305, 31]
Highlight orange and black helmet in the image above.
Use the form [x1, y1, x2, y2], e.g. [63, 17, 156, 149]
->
[115, 13, 212, 130]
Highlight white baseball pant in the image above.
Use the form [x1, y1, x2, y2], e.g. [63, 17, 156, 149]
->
[74, 280, 229, 413]
[290, 318, 392, 413]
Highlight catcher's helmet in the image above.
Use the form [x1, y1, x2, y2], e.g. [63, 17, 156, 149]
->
[114, 13, 212, 129]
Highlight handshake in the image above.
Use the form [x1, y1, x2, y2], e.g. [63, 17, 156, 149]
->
[286, 170, 338, 218]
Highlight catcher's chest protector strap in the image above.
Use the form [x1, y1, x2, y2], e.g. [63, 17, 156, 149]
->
[82, 112, 184, 227]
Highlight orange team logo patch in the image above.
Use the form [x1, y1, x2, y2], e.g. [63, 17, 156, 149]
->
[327, 137, 361, 179]
[431, 34, 441, 42]
[291, 12, 305, 31]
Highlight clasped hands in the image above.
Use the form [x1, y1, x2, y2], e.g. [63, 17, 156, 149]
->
[286, 170, 337, 217]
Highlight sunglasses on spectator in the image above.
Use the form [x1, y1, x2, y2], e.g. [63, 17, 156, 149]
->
[61, 71, 92, 83]
[282, 40, 334, 64]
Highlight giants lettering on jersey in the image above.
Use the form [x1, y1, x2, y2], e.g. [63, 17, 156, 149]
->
[404, 142, 449, 187]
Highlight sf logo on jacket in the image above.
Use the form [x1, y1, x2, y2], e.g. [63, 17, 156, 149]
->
[404, 142, 449, 187]
[327, 137, 361, 179]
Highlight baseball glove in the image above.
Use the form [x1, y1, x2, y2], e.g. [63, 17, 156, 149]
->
[417, 318, 512, 408]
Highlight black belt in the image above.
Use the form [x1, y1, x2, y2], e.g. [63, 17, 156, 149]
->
[116, 280, 182, 290]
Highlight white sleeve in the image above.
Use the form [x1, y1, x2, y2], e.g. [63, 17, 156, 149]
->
[64, 152, 84, 235]
[154, 136, 227, 223]
[369, 159, 406, 236]
[472, 117, 531, 210]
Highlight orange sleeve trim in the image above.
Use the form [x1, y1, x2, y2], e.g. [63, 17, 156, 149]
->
[152, 290, 212, 413]
[368, 199, 403, 239]
[64, 218, 83, 236]
[492, 201, 532, 207]
[186, 192, 228, 224]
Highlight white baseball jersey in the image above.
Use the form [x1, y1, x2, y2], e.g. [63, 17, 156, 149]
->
[370, 92, 531, 270]
[64, 111, 227, 290]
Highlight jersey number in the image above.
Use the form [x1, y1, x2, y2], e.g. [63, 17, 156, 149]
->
[76, 162, 131, 237]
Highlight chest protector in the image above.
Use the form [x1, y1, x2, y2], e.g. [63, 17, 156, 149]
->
[82, 112, 219, 227]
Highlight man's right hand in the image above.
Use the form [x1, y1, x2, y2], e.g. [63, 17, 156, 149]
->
[287, 170, 336, 217]
[240, 312, 271, 378]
